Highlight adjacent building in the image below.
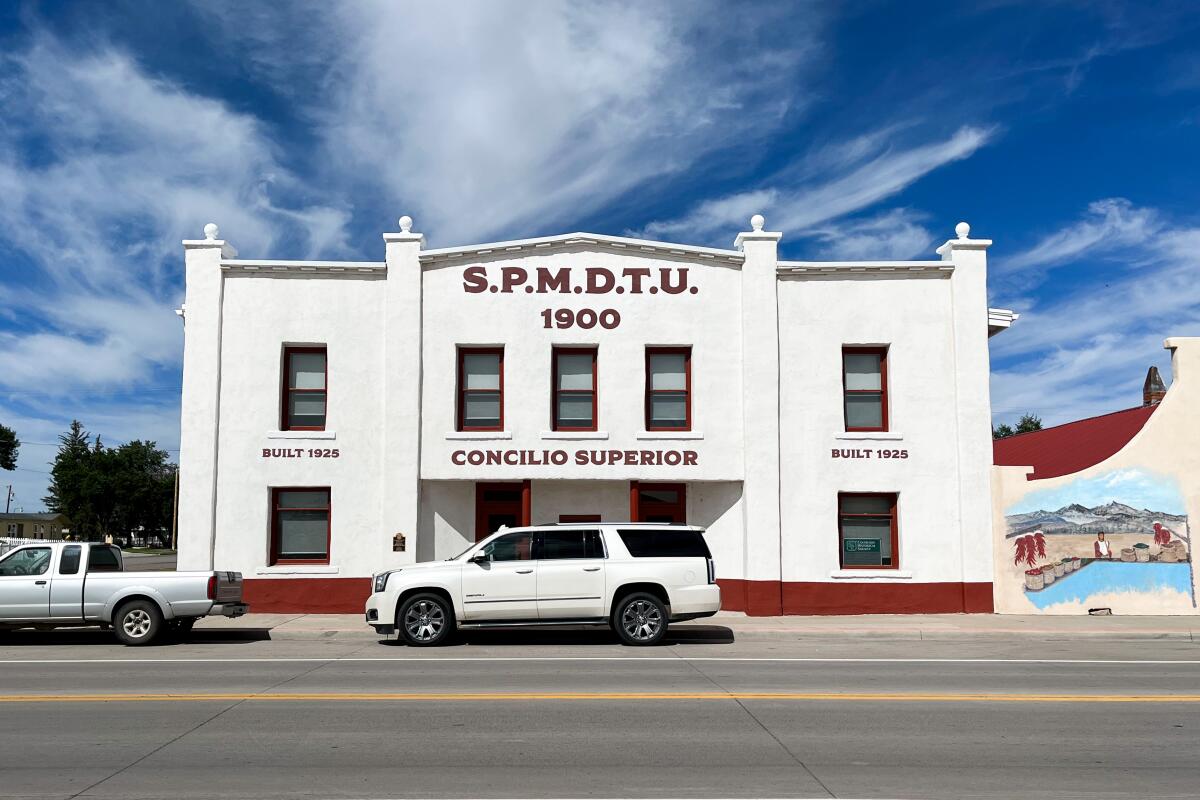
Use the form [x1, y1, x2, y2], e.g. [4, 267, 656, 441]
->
[177, 215, 1015, 614]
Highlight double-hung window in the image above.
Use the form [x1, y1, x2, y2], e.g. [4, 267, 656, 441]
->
[457, 348, 504, 431]
[271, 488, 331, 565]
[553, 348, 597, 431]
[842, 347, 888, 432]
[838, 493, 898, 569]
[645, 347, 691, 431]
[282, 346, 327, 431]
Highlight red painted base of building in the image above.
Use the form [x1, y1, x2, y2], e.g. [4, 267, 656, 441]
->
[717, 579, 995, 615]
[243, 578, 371, 614]
[242, 577, 994, 616]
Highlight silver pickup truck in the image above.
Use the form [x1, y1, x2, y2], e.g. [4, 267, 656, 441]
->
[0, 541, 246, 645]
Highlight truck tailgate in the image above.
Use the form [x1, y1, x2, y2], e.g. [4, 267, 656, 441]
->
[213, 571, 243, 604]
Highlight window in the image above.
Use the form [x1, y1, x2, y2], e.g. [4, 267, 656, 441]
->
[646, 347, 691, 431]
[60, 545, 82, 575]
[630, 482, 686, 524]
[480, 531, 533, 562]
[282, 346, 327, 431]
[87, 546, 122, 572]
[0, 547, 52, 576]
[838, 493, 898, 569]
[618, 529, 711, 558]
[536, 530, 605, 560]
[271, 488, 331, 564]
[843, 347, 888, 431]
[457, 348, 504, 431]
[553, 348, 597, 431]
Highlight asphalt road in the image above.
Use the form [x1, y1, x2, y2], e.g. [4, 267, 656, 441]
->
[1, 626, 1199, 799]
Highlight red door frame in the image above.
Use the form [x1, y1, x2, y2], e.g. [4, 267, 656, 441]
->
[629, 481, 687, 523]
[474, 480, 531, 541]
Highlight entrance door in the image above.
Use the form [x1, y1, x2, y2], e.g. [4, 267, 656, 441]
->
[475, 481, 531, 541]
[630, 482, 686, 523]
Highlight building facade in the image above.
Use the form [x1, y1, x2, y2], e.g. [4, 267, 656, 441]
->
[177, 215, 1013, 614]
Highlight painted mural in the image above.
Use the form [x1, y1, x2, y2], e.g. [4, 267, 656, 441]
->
[1002, 468, 1195, 613]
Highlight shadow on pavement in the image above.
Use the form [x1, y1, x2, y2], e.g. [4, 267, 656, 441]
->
[377, 624, 735, 648]
[0, 628, 272, 647]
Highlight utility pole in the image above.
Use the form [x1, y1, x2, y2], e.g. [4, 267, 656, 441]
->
[4, 485, 12, 514]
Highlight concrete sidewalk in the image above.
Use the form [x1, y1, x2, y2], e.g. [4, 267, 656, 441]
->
[196, 611, 1200, 641]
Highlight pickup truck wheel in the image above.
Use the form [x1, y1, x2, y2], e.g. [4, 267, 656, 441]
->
[398, 593, 454, 646]
[113, 600, 163, 646]
[613, 593, 669, 646]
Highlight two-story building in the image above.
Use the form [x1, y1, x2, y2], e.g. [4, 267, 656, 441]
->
[176, 215, 1014, 614]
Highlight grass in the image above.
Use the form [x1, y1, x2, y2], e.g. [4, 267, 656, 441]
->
[124, 547, 177, 555]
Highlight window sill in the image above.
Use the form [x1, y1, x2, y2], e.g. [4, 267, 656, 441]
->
[446, 431, 513, 440]
[636, 431, 704, 440]
[256, 565, 340, 575]
[829, 569, 913, 580]
[541, 431, 609, 440]
[267, 430, 337, 440]
[835, 432, 903, 441]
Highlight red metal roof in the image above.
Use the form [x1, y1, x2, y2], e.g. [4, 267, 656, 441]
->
[993, 404, 1158, 480]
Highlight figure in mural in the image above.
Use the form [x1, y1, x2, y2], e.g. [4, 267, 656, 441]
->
[1002, 468, 1194, 613]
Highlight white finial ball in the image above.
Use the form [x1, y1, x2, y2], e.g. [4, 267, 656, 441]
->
[955, 221, 970, 240]
[750, 214, 765, 232]
[203, 223, 219, 241]
[399, 215, 413, 233]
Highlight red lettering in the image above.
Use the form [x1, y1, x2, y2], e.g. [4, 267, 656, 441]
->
[486, 451, 501, 465]
[462, 266, 488, 293]
[639, 450, 655, 466]
[623, 267, 651, 293]
[505, 450, 520, 465]
[452, 450, 466, 465]
[537, 267, 571, 293]
[683, 450, 697, 466]
[575, 451, 589, 465]
[664, 450, 681, 466]
[262, 449, 270, 458]
[659, 268, 689, 295]
[586, 268, 616, 294]
[501, 267, 527, 293]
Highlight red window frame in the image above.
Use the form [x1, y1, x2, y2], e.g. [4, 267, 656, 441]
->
[630, 481, 687, 524]
[645, 347, 692, 431]
[552, 347, 598, 432]
[842, 346, 888, 432]
[837, 492, 898, 570]
[457, 347, 505, 432]
[270, 487, 331, 565]
[281, 346, 328, 432]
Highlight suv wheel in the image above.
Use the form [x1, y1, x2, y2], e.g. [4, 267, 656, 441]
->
[113, 600, 163, 646]
[398, 593, 455, 646]
[613, 592, 668, 646]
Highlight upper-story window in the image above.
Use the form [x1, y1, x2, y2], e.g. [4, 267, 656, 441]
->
[553, 348, 597, 431]
[646, 347, 691, 431]
[457, 348, 504, 431]
[282, 346, 327, 431]
[842, 346, 888, 432]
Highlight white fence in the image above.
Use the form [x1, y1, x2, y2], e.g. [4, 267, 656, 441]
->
[0, 537, 55, 556]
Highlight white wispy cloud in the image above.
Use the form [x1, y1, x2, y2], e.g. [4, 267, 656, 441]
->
[804, 208, 935, 261]
[990, 203, 1200, 426]
[638, 125, 995, 246]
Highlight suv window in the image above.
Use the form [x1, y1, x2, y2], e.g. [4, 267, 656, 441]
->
[618, 529, 710, 558]
[482, 532, 533, 562]
[536, 530, 604, 560]
[87, 546, 122, 572]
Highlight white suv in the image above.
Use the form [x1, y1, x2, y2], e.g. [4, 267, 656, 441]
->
[365, 523, 720, 646]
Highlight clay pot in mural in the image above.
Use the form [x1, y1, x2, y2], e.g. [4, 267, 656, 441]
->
[1041, 567, 1056, 585]
[1160, 548, 1179, 563]
[1072, 556, 1082, 570]
[1120, 548, 1136, 562]
[1133, 543, 1151, 563]
[1024, 568, 1044, 591]
[1061, 558, 1074, 574]
[1053, 561, 1066, 577]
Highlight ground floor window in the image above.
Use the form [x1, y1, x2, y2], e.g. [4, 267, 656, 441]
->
[475, 481, 531, 541]
[271, 488, 331, 564]
[838, 493, 898, 569]
[630, 482, 686, 524]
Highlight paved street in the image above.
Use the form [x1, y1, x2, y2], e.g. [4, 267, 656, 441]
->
[1, 620, 1199, 799]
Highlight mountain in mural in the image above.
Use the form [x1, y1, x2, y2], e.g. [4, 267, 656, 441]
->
[1006, 502, 1188, 538]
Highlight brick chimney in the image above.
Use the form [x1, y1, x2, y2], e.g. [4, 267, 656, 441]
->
[1143, 366, 1167, 405]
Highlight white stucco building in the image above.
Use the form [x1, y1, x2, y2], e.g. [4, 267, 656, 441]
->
[177, 215, 1014, 614]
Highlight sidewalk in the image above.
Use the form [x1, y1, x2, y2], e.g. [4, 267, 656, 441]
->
[196, 611, 1200, 641]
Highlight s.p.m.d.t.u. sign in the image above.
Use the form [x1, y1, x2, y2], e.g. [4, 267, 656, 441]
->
[842, 538, 881, 553]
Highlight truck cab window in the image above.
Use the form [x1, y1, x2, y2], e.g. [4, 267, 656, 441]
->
[60, 545, 82, 575]
[0, 547, 52, 576]
[87, 546, 121, 573]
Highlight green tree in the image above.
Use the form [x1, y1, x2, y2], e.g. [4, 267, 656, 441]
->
[0, 423, 18, 471]
[993, 413, 1044, 439]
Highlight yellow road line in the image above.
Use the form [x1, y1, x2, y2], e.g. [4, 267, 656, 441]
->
[2, 692, 1200, 704]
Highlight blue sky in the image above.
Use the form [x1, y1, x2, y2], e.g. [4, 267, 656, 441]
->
[1, 1, 1198, 511]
